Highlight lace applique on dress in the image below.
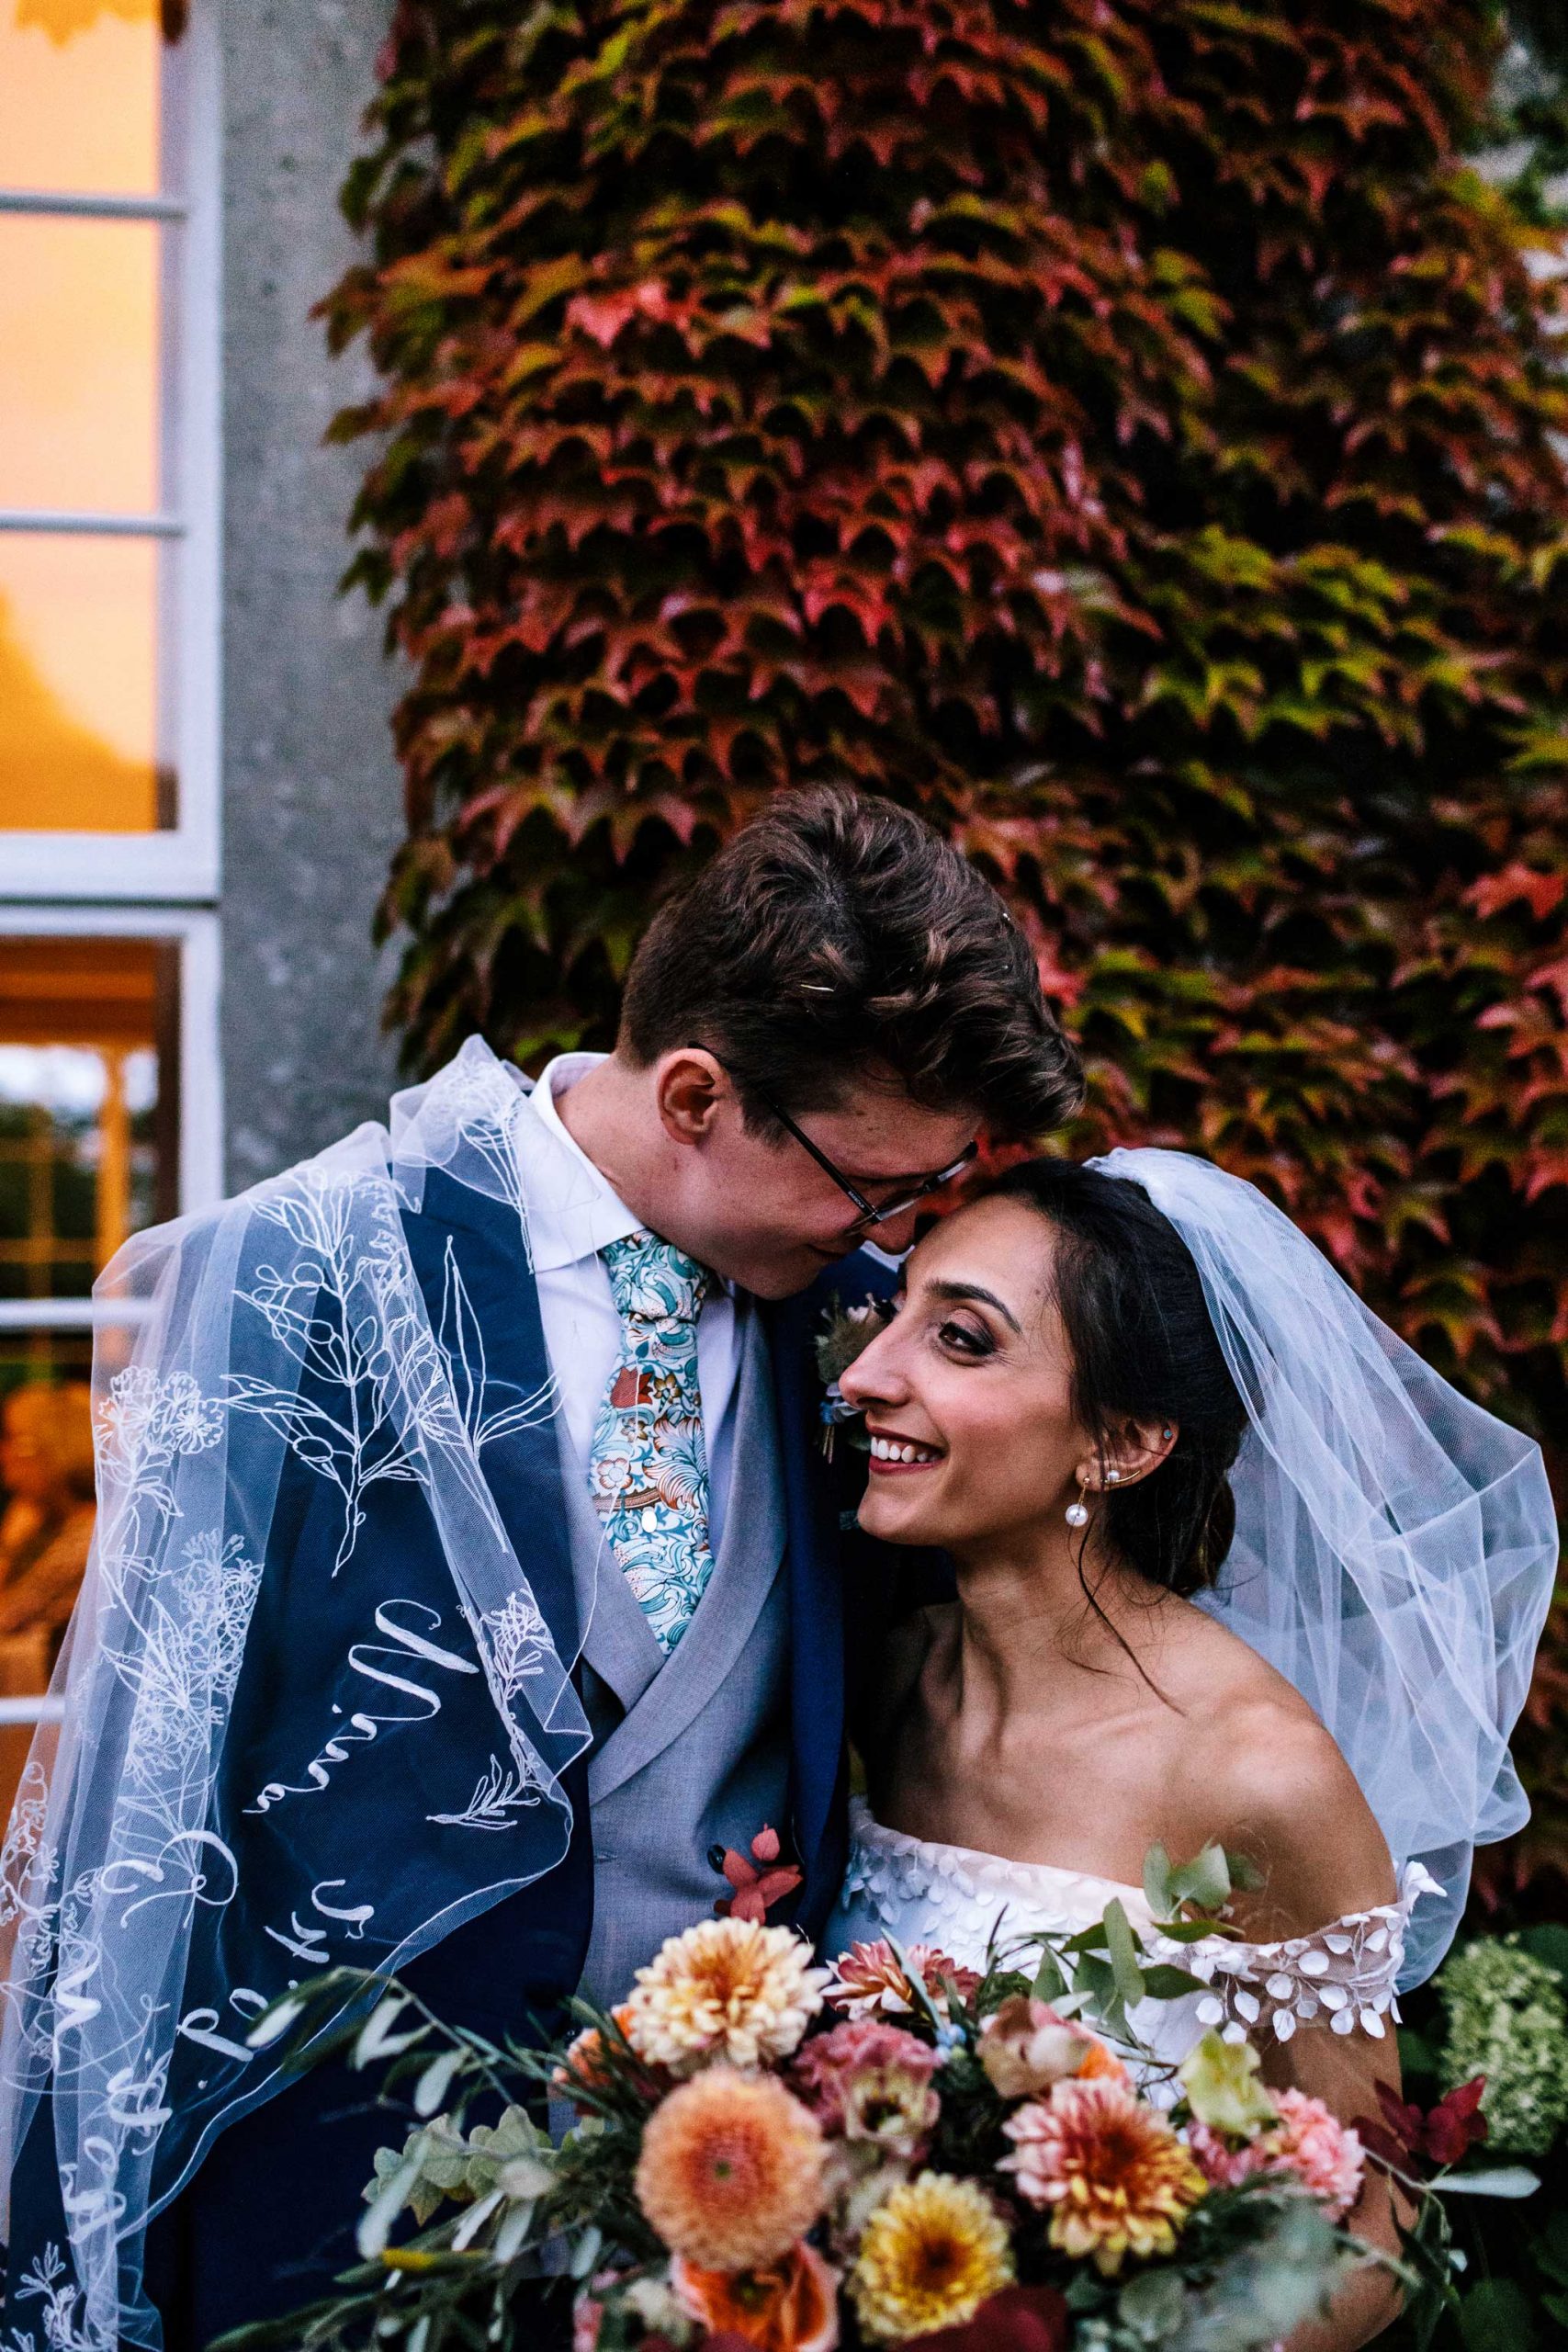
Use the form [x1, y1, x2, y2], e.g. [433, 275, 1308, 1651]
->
[1156, 1860, 1443, 2047]
[828, 1801, 1441, 2056]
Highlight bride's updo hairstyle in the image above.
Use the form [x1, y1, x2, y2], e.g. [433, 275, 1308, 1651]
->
[989, 1159, 1248, 1597]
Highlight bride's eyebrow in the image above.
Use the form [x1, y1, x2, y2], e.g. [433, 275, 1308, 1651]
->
[925, 1277, 1022, 1336]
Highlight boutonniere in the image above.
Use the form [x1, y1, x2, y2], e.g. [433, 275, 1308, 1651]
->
[709, 1824, 804, 1923]
[814, 1294, 890, 1460]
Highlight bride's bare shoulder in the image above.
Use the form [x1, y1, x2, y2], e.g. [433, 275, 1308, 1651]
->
[1163, 1611, 1396, 1936]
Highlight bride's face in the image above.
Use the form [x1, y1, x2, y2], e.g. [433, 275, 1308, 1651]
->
[839, 1195, 1089, 1554]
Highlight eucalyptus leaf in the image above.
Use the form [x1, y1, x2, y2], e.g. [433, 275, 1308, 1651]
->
[1435, 2165, 1540, 2199]
[450, 2188, 503, 2251]
[570, 2224, 604, 2280]
[492, 2199, 539, 2262]
[1118, 2267, 1187, 2338]
[1143, 1841, 1175, 1918]
[355, 1995, 430, 2070]
[244, 1995, 308, 2051]
[1140, 1963, 1208, 1999]
[1171, 1841, 1232, 1913]
[412, 2047, 469, 2118]
[356, 2150, 423, 2259]
[1103, 1899, 1146, 2007]
[1031, 1947, 1067, 2002]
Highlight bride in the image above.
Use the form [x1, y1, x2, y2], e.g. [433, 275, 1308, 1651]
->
[823, 1150, 1554, 2352]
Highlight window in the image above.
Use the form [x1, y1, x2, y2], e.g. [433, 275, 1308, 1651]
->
[0, 4, 220, 1807]
[0, 0, 219, 898]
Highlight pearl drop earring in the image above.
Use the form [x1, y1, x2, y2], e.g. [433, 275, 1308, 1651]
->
[1065, 1480, 1090, 1529]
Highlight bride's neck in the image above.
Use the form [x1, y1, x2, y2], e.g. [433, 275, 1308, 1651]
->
[946, 1528, 1161, 1713]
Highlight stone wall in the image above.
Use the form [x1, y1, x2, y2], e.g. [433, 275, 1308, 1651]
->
[220, 0, 401, 1190]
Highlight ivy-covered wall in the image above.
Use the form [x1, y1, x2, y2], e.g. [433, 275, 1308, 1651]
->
[321, 0, 1566, 1920]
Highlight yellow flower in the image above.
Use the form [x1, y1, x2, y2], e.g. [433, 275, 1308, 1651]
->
[999, 2080, 1208, 2277]
[635, 2066, 827, 2271]
[1177, 2030, 1277, 2137]
[624, 1917, 828, 2074]
[849, 2172, 1014, 2342]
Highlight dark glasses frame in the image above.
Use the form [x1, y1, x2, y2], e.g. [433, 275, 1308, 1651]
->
[692, 1045, 978, 1230]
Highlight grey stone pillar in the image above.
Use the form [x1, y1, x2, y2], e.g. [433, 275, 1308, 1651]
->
[220, 0, 402, 1191]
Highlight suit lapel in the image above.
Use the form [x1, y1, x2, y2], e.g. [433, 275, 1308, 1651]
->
[400, 1164, 583, 1682]
[767, 1284, 846, 1898]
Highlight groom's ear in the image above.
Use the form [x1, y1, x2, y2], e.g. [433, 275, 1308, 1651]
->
[654, 1048, 730, 1147]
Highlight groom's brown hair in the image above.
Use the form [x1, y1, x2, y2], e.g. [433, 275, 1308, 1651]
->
[619, 786, 1082, 1141]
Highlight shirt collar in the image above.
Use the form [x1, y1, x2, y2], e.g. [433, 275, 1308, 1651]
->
[514, 1052, 644, 1272]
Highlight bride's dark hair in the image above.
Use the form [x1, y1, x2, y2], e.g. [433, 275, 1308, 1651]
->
[988, 1158, 1248, 1597]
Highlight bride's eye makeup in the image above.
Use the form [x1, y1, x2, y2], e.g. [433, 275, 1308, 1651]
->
[937, 1314, 996, 1360]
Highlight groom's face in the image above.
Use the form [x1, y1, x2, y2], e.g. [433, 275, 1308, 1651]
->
[656, 1055, 979, 1298]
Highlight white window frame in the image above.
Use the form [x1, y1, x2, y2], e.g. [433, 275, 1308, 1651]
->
[0, 4, 222, 902]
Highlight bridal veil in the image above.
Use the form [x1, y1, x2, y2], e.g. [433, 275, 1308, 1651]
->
[1090, 1148, 1557, 1987]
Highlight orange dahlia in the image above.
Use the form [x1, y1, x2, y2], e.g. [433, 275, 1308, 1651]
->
[553, 2005, 646, 2103]
[671, 2242, 840, 2352]
[624, 1917, 827, 2072]
[635, 2066, 827, 2270]
[1000, 2080, 1207, 2276]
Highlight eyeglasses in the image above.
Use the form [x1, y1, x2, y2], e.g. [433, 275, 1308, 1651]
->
[694, 1046, 978, 1231]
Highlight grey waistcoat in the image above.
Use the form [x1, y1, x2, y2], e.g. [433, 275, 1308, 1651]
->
[559, 1300, 793, 2009]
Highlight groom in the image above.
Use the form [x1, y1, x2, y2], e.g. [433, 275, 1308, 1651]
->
[3, 788, 1080, 2348]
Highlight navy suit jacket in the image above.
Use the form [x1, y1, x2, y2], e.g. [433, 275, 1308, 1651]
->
[2, 1193, 905, 2351]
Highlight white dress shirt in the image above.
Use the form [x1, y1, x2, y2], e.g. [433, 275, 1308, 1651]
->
[514, 1053, 746, 1556]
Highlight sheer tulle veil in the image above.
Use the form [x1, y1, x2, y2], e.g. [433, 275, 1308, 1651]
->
[1089, 1148, 1558, 1985]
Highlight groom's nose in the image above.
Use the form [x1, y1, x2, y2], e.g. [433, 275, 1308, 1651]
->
[864, 1204, 919, 1256]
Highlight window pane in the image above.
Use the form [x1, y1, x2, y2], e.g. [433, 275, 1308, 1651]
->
[0, 933, 176, 1784]
[0, 935, 178, 1301]
[0, 1, 170, 198]
[0, 533, 173, 831]
[0, 216, 164, 514]
[0, 1337, 95, 1808]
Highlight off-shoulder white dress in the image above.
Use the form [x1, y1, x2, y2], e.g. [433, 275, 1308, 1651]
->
[824, 1797, 1438, 2083]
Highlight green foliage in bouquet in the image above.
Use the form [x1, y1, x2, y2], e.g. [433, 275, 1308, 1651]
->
[323, 0, 1567, 1906]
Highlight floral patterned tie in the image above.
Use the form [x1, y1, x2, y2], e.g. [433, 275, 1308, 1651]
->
[588, 1230, 716, 1654]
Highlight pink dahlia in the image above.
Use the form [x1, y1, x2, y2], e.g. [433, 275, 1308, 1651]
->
[1000, 2080, 1207, 2276]
[823, 1939, 980, 2019]
[791, 2018, 942, 2158]
[1188, 2090, 1364, 2222]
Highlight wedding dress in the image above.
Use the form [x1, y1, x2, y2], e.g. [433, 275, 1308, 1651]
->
[824, 1797, 1439, 2083]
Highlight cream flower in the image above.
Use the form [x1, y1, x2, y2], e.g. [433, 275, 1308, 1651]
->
[624, 1917, 828, 2073]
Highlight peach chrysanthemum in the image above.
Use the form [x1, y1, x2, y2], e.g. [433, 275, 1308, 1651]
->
[822, 1939, 981, 2019]
[849, 2172, 1014, 2342]
[1000, 2080, 1208, 2277]
[635, 2066, 827, 2270]
[624, 1917, 827, 2073]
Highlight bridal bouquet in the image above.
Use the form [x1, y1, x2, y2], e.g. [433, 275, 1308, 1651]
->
[231, 1851, 1482, 2352]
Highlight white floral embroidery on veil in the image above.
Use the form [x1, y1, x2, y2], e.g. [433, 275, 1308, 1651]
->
[0, 1039, 591, 2352]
